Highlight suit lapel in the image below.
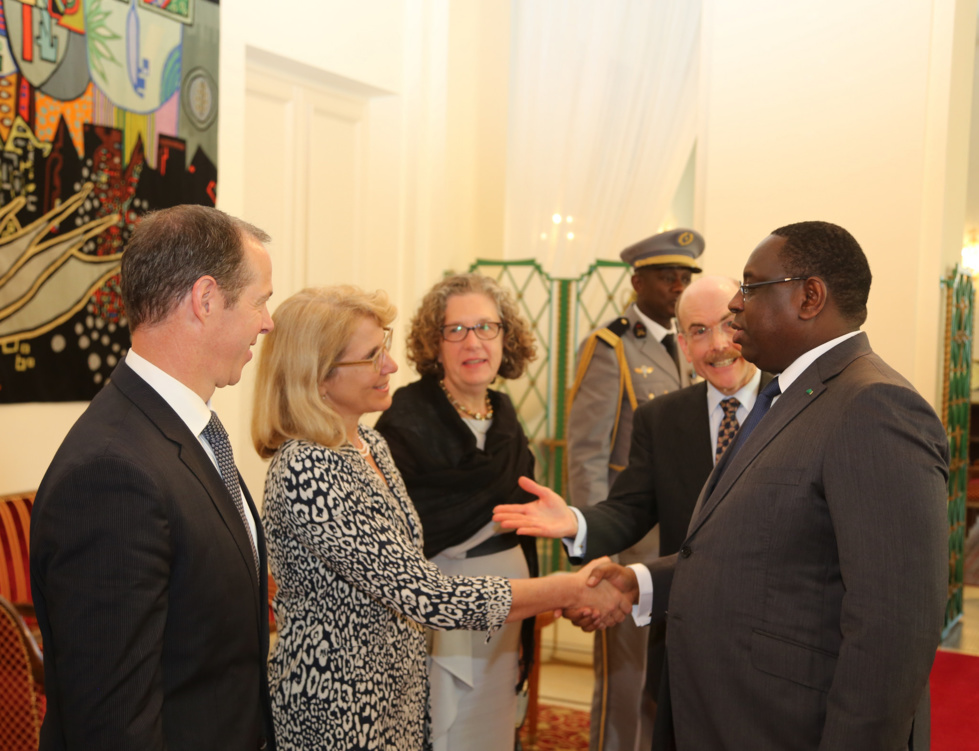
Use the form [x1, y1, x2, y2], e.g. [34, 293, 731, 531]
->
[687, 335, 870, 537]
[110, 361, 262, 601]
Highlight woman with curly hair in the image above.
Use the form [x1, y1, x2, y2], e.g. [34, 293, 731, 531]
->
[375, 273, 540, 751]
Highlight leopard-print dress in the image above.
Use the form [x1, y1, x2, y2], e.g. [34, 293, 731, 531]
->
[263, 427, 512, 751]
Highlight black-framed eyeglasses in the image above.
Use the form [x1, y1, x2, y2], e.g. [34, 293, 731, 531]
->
[739, 277, 807, 302]
[333, 327, 393, 373]
[441, 322, 504, 342]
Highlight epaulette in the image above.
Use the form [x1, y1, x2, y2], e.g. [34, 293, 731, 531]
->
[600, 317, 630, 343]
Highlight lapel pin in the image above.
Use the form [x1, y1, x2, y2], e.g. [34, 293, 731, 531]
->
[806, 388, 813, 395]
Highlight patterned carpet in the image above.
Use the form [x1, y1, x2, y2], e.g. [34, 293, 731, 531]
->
[519, 704, 589, 751]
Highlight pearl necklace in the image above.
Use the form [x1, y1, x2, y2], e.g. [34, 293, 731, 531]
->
[352, 438, 371, 459]
[439, 379, 493, 420]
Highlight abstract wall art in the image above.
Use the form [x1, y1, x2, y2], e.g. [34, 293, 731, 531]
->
[0, 0, 219, 402]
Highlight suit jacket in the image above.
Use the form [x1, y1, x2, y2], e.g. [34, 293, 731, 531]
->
[574, 374, 769, 704]
[30, 360, 276, 751]
[567, 305, 689, 565]
[647, 333, 948, 751]
[579, 373, 773, 561]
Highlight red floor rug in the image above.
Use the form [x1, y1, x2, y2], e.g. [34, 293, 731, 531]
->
[519, 704, 589, 751]
[931, 649, 979, 750]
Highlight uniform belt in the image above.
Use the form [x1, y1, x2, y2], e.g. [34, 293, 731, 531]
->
[466, 531, 521, 558]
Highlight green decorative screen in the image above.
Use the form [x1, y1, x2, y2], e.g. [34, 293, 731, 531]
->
[941, 265, 973, 636]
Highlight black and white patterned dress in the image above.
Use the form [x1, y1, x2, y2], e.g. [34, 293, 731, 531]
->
[263, 427, 512, 751]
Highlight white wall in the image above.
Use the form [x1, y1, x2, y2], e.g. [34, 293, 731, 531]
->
[221, 0, 511, 498]
[694, 0, 976, 405]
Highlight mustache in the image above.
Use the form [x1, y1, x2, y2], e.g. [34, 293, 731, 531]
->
[707, 348, 742, 365]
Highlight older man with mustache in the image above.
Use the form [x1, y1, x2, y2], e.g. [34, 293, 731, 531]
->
[496, 274, 770, 733]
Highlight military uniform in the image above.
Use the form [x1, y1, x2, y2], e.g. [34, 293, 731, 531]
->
[566, 228, 703, 751]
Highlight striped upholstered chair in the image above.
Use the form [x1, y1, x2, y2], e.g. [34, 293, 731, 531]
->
[0, 491, 45, 749]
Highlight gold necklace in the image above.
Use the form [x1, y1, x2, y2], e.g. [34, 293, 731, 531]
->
[439, 379, 493, 420]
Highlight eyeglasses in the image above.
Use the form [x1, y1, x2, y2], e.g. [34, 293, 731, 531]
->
[441, 322, 504, 342]
[333, 328, 393, 373]
[738, 277, 807, 302]
[684, 319, 737, 343]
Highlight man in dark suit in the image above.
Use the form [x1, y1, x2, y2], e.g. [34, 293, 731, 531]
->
[566, 229, 701, 751]
[497, 273, 766, 726]
[497, 221, 948, 750]
[30, 205, 277, 750]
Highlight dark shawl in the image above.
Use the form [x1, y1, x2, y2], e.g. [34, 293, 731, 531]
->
[375, 374, 539, 687]
[375, 374, 537, 562]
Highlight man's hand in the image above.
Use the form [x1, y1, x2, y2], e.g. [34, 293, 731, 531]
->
[493, 476, 579, 538]
[552, 557, 635, 632]
[564, 559, 639, 632]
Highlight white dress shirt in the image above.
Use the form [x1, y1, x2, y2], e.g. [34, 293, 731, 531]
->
[125, 350, 258, 548]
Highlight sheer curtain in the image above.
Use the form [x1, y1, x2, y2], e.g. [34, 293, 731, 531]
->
[505, 0, 702, 278]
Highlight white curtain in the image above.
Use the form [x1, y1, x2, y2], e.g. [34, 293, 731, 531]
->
[505, 0, 702, 278]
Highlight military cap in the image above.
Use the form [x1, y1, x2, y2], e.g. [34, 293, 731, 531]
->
[620, 228, 705, 271]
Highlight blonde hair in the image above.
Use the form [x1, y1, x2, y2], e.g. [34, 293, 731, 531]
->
[406, 272, 536, 379]
[252, 285, 397, 458]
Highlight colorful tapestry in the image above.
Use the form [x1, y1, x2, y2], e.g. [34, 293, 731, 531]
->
[0, 0, 219, 403]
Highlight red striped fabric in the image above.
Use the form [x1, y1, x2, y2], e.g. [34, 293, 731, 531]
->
[0, 494, 34, 605]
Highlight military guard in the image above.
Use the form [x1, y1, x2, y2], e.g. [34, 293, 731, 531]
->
[566, 228, 704, 751]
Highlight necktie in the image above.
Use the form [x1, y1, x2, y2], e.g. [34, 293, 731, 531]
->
[661, 333, 680, 376]
[724, 376, 781, 465]
[201, 411, 260, 575]
[715, 397, 741, 461]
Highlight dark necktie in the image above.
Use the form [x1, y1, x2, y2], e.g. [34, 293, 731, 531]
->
[724, 376, 781, 465]
[715, 397, 741, 461]
[201, 411, 260, 575]
[661, 333, 680, 376]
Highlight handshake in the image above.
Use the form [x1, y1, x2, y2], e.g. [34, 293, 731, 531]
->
[555, 556, 640, 632]
[495, 477, 640, 632]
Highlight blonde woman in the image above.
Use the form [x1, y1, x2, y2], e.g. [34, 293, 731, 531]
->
[252, 286, 630, 751]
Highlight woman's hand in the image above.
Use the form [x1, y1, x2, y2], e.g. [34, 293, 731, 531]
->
[493, 476, 579, 538]
[506, 556, 635, 626]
